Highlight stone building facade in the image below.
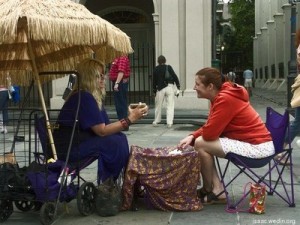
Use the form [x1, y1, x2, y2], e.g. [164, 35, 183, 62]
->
[253, 0, 300, 95]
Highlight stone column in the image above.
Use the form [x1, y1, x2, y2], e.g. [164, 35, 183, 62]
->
[282, 3, 292, 78]
[253, 36, 258, 83]
[161, 0, 180, 74]
[152, 13, 160, 59]
[260, 27, 268, 83]
[174, 0, 211, 109]
[256, 31, 263, 86]
[266, 20, 275, 88]
[274, 13, 284, 79]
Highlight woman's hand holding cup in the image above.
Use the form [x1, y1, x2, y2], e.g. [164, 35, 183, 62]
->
[128, 102, 148, 122]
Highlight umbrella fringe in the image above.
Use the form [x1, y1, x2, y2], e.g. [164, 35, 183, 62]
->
[27, 18, 107, 45]
[0, 0, 133, 86]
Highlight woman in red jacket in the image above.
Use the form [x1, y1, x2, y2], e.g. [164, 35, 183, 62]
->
[179, 67, 274, 204]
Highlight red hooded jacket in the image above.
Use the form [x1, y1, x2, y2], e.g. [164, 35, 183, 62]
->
[192, 82, 272, 145]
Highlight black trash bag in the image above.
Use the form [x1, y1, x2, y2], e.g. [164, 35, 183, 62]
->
[0, 163, 30, 194]
[95, 177, 121, 217]
[0, 163, 19, 192]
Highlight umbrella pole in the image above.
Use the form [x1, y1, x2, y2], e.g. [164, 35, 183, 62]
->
[35, 75, 58, 161]
[27, 40, 58, 161]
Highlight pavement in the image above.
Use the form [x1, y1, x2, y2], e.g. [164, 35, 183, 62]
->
[2, 87, 300, 225]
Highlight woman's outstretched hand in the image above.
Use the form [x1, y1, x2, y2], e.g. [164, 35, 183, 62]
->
[178, 135, 194, 149]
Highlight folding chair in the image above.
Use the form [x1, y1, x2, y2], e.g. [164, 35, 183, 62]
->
[216, 106, 295, 211]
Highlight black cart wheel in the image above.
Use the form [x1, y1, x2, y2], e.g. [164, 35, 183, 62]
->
[33, 201, 43, 211]
[14, 200, 34, 212]
[40, 202, 56, 225]
[0, 200, 13, 222]
[77, 182, 96, 216]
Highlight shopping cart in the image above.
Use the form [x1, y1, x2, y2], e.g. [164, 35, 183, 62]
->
[0, 71, 98, 225]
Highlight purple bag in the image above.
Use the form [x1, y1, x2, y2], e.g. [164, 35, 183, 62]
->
[27, 160, 77, 202]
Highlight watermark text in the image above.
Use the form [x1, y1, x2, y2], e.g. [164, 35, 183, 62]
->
[253, 218, 296, 225]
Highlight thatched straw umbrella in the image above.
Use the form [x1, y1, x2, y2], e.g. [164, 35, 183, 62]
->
[0, 0, 133, 160]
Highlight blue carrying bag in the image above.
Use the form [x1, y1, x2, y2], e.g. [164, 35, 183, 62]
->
[10, 85, 20, 103]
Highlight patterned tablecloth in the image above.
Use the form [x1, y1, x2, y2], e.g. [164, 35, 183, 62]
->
[122, 145, 203, 211]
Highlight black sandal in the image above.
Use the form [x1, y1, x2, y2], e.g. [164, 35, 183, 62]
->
[197, 187, 208, 199]
[201, 191, 227, 205]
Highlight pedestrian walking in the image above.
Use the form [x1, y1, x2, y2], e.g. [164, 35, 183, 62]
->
[152, 55, 180, 128]
[0, 75, 13, 134]
[243, 69, 253, 97]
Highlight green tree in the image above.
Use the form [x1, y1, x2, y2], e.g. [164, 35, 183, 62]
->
[228, 0, 255, 70]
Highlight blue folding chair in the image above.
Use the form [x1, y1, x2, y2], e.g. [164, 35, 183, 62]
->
[216, 107, 295, 210]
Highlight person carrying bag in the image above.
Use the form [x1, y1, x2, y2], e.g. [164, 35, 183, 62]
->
[0, 74, 13, 134]
[165, 65, 181, 97]
[152, 55, 180, 128]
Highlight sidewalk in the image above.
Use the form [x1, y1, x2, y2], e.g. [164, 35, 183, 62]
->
[5, 87, 300, 225]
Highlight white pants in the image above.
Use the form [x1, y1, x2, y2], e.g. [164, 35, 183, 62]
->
[244, 78, 252, 88]
[153, 84, 175, 125]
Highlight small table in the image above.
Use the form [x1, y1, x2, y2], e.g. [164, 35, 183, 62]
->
[122, 145, 203, 211]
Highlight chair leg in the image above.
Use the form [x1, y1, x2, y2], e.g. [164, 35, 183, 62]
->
[216, 158, 235, 209]
[289, 155, 296, 207]
[269, 153, 295, 207]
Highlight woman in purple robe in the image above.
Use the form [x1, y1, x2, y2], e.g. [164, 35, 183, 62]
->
[54, 58, 148, 183]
